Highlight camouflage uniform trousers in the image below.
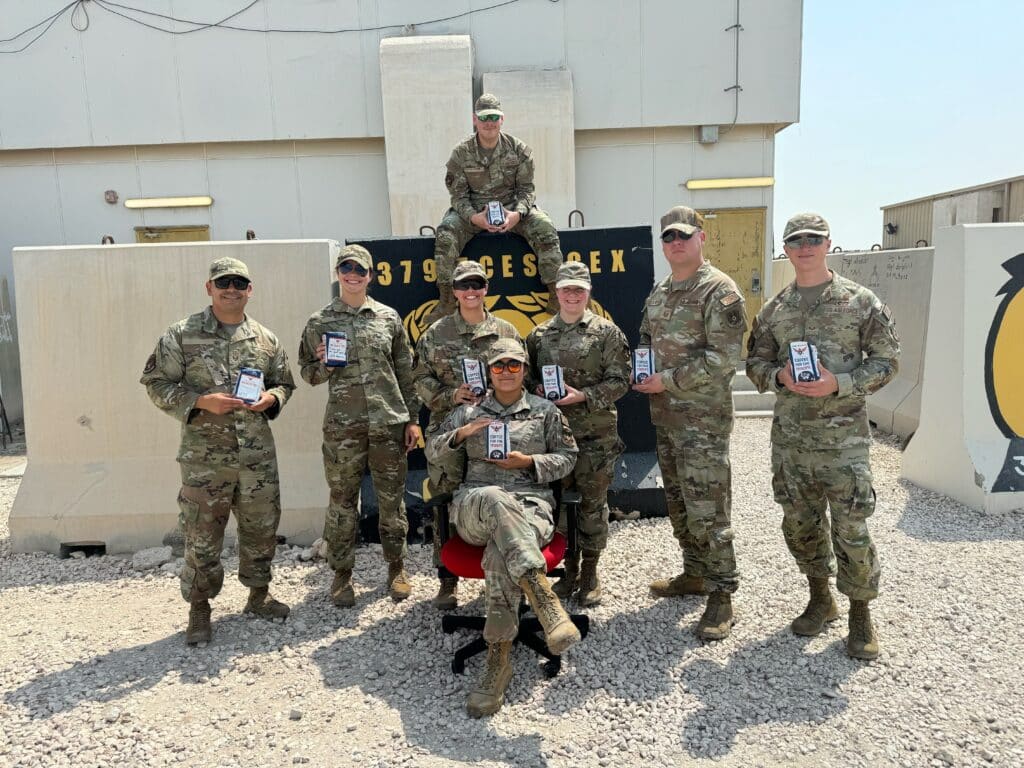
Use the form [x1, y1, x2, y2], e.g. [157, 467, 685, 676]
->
[559, 434, 623, 552]
[451, 486, 554, 643]
[656, 427, 738, 593]
[177, 461, 281, 603]
[322, 421, 409, 573]
[434, 207, 563, 287]
[771, 446, 880, 601]
[428, 474, 461, 569]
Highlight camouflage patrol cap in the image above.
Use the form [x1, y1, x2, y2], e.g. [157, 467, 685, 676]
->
[336, 244, 372, 270]
[452, 260, 488, 283]
[783, 212, 830, 241]
[209, 257, 250, 281]
[660, 206, 704, 236]
[486, 338, 527, 365]
[474, 93, 504, 118]
[555, 261, 592, 289]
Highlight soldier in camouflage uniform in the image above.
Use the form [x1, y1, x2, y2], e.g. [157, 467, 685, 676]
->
[426, 338, 580, 718]
[413, 260, 522, 609]
[634, 206, 747, 641]
[298, 245, 423, 607]
[141, 257, 296, 646]
[526, 261, 630, 606]
[428, 93, 564, 322]
[746, 212, 900, 660]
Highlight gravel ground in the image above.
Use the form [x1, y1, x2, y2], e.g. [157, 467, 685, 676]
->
[2, 418, 1023, 768]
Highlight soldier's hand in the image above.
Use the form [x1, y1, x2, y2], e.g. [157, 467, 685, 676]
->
[487, 451, 534, 470]
[470, 211, 499, 233]
[197, 392, 246, 414]
[246, 391, 278, 413]
[497, 210, 521, 232]
[633, 371, 667, 394]
[454, 417, 492, 444]
[792, 365, 839, 397]
[553, 385, 586, 407]
[452, 383, 479, 406]
[776, 365, 801, 393]
[404, 423, 423, 453]
[315, 341, 327, 363]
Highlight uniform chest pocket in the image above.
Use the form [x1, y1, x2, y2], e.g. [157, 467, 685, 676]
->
[356, 320, 393, 359]
[508, 413, 545, 451]
[464, 167, 489, 191]
[500, 159, 519, 184]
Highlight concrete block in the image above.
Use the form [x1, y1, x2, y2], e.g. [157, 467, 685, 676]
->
[11, 240, 340, 553]
[482, 70, 576, 228]
[902, 224, 1024, 513]
[379, 36, 473, 236]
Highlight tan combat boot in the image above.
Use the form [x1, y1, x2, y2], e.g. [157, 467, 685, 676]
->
[552, 549, 580, 599]
[466, 641, 514, 718]
[519, 569, 581, 655]
[432, 576, 458, 610]
[791, 576, 840, 636]
[331, 569, 355, 607]
[387, 560, 412, 602]
[649, 571, 707, 598]
[696, 591, 734, 641]
[185, 600, 212, 646]
[244, 586, 290, 619]
[577, 550, 603, 607]
[847, 599, 880, 660]
[425, 284, 456, 325]
[544, 283, 560, 314]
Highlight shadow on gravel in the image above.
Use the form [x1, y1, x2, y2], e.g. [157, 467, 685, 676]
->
[896, 479, 1024, 543]
[677, 627, 857, 758]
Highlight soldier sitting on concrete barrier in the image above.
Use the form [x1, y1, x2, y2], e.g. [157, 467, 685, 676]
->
[141, 257, 296, 647]
[428, 93, 564, 323]
[426, 338, 580, 718]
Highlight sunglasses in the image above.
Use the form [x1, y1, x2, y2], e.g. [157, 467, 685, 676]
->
[213, 276, 250, 290]
[661, 230, 696, 244]
[338, 261, 370, 277]
[454, 278, 487, 291]
[477, 114, 502, 122]
[785, 235, 826, 247]
[489, 359, 523, 374]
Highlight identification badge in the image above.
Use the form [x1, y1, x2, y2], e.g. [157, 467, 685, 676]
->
[461, 358, 486, 396]
[487, 421, 510, 460]
[790, 341, 821, 382]
[233, 367, 264, 404]
[633, 347, 655, 383]
[486, 200, 505, 227]
[542, 364, 566, 400]
[323, 332, 348, 367]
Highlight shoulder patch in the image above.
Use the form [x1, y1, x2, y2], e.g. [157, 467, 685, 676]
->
[725, 308, 744, 328]
[880, 304, 893, 322]
[719, 291, 742, 307]
[143, 354, 157, 375]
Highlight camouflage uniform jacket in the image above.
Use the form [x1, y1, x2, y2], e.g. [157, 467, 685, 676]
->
[639, 263, 747, 432]
[526, 310, 631, 439]
[445, 132, 536, 222]
[426, 392, 578, 507]
[141, 307, 295, 466]
[298, 296, 421, 428]
[745, 272, 900, 450]
[413, 310, 521, 429]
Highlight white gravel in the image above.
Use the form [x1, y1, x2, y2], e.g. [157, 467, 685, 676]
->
[2, 419, 1023, 767]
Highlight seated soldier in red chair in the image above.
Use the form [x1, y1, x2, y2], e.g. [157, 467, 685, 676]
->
[425, 337, 581, 717]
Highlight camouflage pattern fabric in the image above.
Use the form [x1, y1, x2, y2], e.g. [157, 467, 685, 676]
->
[526, 310, 631, 551]
[426, 392, 577, 642]
[435, 132, 562, 286]
[746, 272, 899, 601]
[140, 306, 295, 602]
[639, 263, 746, 592]
[413, 310, 521, 565]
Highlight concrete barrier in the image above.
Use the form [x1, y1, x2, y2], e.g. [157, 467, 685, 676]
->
[903, 224, 1024, 513]
[10, 240, 338, 553]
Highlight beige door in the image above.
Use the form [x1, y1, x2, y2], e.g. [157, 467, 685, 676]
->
[134, 226, 210, 243]
[699, 207, 766, 355]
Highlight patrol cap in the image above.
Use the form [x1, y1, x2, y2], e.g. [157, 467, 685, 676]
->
[783, 212, 830, 241]
[452, 260, 488, 283]
[486, 338, 527, 365]
[475, 93, 504, 118]
[555, 261, 592, 290]
[209, 257, 250, 281]
[335, 244, 373, 270]
[660, 205, 704, 236]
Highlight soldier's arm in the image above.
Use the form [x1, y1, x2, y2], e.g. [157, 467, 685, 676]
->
[425, 406, 471, 465]
[140, 327, 202, 423]
[298, 319, 331, 387]
[661, 291, 746, 397]
[531, 408, 578, 483]
[511, 145, 536, 216]
[262, 336, 295, 419]
[446, 149, 477, 222]
[744, 312, 785, 393]
[837, 301, 901, 397]
[392, 316, 423, 418]
[580, 325, 631, 410]
[412, 331, 457, 413]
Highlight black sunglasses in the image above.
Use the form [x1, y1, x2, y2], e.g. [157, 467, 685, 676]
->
[785, 235, 826, 247]
[661, 230, 696, 244]
[213, 276, 250, 290]
[453, 278, 487, 291]
[338, 261, 370, 277]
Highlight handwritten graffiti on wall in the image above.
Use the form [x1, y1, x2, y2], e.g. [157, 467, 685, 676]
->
[985, 253, 1024, 492]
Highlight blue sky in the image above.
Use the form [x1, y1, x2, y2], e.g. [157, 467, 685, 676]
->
[773, 0, 1024, 252]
